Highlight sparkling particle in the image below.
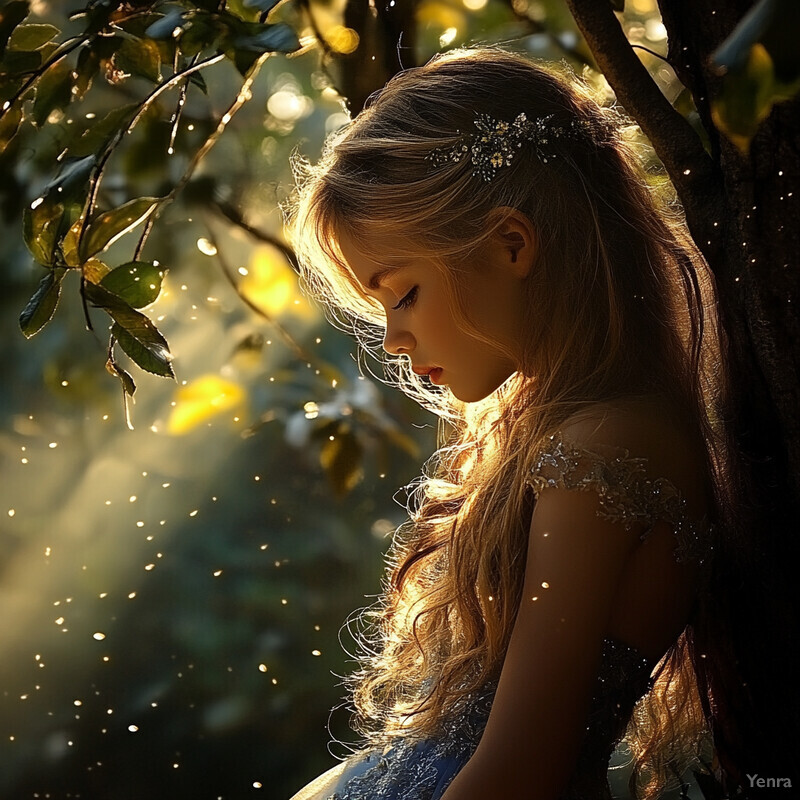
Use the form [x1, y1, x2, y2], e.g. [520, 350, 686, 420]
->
[213, 570, 222, 577]
[8, 509, 14, 517]
[258, 664, 268, 673]
[253, 782, 263, 789]
[55, 617, 65, 625]
[48, 442, 58, 449]
[128, 725, 138, 733]
[541, 581, 550, 589]
[311, 650, 321, 656]
[93, 632, 106, 641]
[74, 700, 82, 707]
[196, 238, 217, 256]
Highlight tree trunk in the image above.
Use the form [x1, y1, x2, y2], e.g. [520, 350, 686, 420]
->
[338, 0, 419, 116]
[567, 0, 799, 794]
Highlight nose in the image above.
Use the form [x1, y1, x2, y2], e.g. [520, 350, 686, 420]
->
[382, 316, 415, 356]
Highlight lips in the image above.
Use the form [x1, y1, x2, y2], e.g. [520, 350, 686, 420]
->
[412, 366, 444, 385]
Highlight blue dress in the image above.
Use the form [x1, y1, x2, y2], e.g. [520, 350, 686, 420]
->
[291, 432, 711, 800]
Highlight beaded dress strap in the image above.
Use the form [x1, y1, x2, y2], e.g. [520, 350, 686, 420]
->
[526, 431, 712, 567]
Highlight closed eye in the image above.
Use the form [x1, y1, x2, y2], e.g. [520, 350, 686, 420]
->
[392, 286, 418, 311]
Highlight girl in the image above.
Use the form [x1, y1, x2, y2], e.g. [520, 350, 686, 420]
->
[286, 47, 729, 800]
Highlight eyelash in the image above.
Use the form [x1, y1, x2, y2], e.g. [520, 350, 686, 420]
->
[392, 286, 418, 311]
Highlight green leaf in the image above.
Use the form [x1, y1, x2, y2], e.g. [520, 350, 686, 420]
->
[81, 196, 159, 260]
[23, 195, 64, 265]
[711, 43, 776, 152]
[69, 103, 137, 158]
[32, 58, 72, 127]
[180, 14, 225, 56]
[25, 156, 95, 262]
[19, 267, 65, 337]
[73, 43, 101, 100]
[233, 22, 300, 54]
[84, 282, 174, 377]
[0, 0, 29, 59]
[1, 47, 40, 74]
[112, 322, 174, 377]
[145, 8, 185, 40]
[106, 352, 137, 397]
[0, 101, 21, 150]
[7, 22, 58, 50]
[100, 261, 164, 308]
[114, 37, 161, 83]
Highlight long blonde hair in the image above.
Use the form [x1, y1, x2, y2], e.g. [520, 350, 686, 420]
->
[287, 47, 724, 798]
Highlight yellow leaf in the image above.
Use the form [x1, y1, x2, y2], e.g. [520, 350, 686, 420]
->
[416, 0, 466, 30]
[82, 258, 111, 284]
[240, 245, 316, 320]
[326, 25, 359, 55]
[167, 374, 246, 435]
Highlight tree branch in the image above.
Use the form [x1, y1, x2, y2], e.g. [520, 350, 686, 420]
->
[210, 198, 298, 273]
[564, 1, 718, 209]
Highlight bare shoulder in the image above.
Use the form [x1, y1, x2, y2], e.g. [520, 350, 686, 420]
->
[557, 395, 712, 518]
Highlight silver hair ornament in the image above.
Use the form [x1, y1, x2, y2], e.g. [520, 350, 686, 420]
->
[426, 111, 604, 182]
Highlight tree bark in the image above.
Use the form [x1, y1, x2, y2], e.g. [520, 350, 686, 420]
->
[338, 0, 419, 116]
[567, 1, 800, 795]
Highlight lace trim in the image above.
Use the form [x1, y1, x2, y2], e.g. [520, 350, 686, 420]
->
[526, 432, 713, 566]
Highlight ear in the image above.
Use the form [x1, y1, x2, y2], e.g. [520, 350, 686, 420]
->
[487, 208, 536, 279]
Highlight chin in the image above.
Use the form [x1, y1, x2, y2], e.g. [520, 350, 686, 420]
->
[450, 372, 517, 403]
[450, 384, 500, 404]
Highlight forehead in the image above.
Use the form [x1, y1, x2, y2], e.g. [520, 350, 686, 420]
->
[336, 229, 414, 290]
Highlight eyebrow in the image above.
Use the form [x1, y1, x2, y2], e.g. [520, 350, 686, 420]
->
[367, 266, 401, 291]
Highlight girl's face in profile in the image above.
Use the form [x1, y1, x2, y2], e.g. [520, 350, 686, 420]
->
[337, 231, 527, 403]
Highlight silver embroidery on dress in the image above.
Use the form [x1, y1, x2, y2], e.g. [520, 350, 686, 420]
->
[526, 431, 713, 568]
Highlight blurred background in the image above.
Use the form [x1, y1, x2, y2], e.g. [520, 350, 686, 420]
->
[0, 0, 695, 797]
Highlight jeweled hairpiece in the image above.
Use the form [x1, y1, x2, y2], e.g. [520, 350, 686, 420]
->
[426, 111, 603, 182]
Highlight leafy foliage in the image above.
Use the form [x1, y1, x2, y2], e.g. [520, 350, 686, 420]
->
[1, 0, 300, 391]
[711, 0, 800, 151]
